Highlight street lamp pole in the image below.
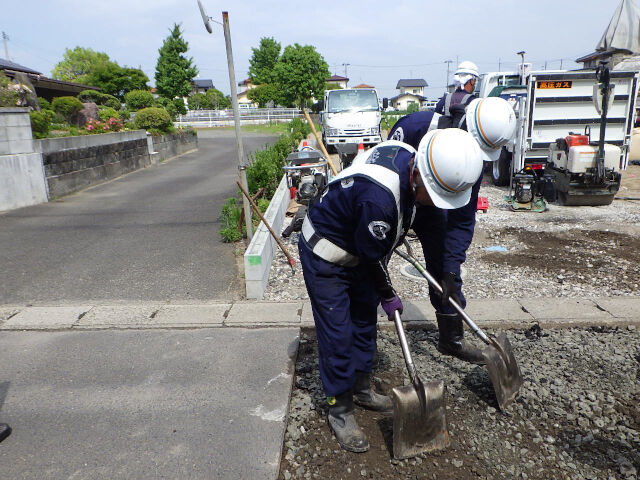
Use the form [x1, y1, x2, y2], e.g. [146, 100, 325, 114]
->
[222, 11, 253, 241]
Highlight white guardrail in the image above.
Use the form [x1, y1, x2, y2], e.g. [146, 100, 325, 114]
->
[175, 108, 303, 127]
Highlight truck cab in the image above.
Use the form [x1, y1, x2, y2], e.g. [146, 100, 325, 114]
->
[320, 88, 383, 165]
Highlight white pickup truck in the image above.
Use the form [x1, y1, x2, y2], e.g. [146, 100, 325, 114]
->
[477, 67, 639, 206]
[320, 88, 384, 166]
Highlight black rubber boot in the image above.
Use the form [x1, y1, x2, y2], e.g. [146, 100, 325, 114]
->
[436, 313, 486, 365]
[327, 391, 370, 453]
[0, 423, 11, 443]
[353, 371, 393, 413]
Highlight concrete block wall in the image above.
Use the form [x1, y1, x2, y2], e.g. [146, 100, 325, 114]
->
[244, 175, 291, 299]
[151, 131, 198, 162]
[36, 131, 150, 198]
[0, 107, 35, 155]
[0, 108, 48, 211]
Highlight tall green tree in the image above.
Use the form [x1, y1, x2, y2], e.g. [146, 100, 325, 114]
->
[154, 24, 198, 99]
[205, 87, 231, 109]
[51, 47, 110, 83]
[273, 44, 330, 108]
[248, 37, 281, 85]
[247, 83, 280, 107]
[86, 63, 149, 100]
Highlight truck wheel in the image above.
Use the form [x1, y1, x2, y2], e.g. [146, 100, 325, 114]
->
[492, 148, 511, 186]
[322, 136, 335, 154]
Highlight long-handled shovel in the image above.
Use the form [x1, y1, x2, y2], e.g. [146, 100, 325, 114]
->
[395, 246, 524, 411]
[391, 310, 450, 459]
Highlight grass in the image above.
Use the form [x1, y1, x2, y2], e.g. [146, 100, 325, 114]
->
[196, 122, 321, 136]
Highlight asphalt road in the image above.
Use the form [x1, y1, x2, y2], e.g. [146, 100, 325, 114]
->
[0, 130, 277, 304]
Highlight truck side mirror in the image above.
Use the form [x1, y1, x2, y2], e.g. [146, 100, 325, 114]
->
[383, 98, 389, 109]
[318, 100, 325, 111]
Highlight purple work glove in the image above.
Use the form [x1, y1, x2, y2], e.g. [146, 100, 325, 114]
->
[381, 295, 403, 320]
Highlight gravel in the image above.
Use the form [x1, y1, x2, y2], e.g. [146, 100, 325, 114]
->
[265, 172, 640, 479]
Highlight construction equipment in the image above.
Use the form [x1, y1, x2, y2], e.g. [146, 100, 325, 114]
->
[391, 310, 449, 459]
[237, 181, 296, 273]
[479, 66, 639, 208]
[395, 246, 523, 410]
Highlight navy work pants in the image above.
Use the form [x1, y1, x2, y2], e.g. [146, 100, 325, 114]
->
[298, 239, 379, 397]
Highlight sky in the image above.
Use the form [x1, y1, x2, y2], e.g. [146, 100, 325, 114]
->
[1, 0, 630, 100]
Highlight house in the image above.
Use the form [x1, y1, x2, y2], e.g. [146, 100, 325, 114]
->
[236, 78, 257, 106]
[395, 79, 428, 96]
[353, 83, 374, 89]
[327, 75, 348, 89]
[0, 58, 99, 101]
[191, 79, 214, 94]
[388, 93, 427, 111]
[576, 0, 640, 69]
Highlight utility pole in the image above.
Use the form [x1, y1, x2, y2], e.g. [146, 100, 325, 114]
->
[222, 12, 253, 241]
[342, 63, 350, 80]
[197, 1, 253, 241]
[444, 60, 453, 91]
[2, 32, 9, 60]
[498, 58, 501, 71]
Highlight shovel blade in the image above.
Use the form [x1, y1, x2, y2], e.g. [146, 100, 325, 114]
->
[391, 379, 449, 459]
[482, 333, 524, 410]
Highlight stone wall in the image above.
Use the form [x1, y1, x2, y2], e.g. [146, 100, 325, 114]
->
[151, 131, 198, 162]
[36, 131, 151, 199]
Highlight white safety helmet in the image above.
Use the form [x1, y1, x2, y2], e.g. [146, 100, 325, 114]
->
[351, 139, 416, 166]
[455, 61, 479, 78]
[466, 97, 517, 162]
[416, 129, 483, 209]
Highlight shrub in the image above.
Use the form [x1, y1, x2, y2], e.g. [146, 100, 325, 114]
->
[38, 97, 51, 110]
[133, 107, 172, 132]
[103, 97, 122, 110]
[124, 90, 155, 111]
[30, 110, 53, 139]
[98, 107, 120, 121]
[84, 117, 123, 133]
[407, 102, 419, 113]
[52, 96, 84, 121]
[0, 71, 18, 107]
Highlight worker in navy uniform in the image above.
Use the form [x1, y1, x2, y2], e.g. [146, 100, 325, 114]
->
[387, 62, 516, 365]
[299, 131, 484, 453]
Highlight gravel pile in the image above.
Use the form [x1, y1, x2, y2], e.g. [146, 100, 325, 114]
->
[264, 178, 640, 302]
[266, 173, 640, 479]
[279, 326, 640, 480]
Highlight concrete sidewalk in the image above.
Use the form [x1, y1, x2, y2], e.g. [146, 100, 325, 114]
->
[2, 297, 640, 331]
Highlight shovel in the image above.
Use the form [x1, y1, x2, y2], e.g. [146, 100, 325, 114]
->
[395, 246, 524, 411]
[391, 310, 450, 459]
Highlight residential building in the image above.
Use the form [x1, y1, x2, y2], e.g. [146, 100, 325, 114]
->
[237, 78, 256, 106]
[327, 75, 348, 89]
[191, 79, 214, 94]
[395, 79, 428, 96]
[0, 58, 99, 101]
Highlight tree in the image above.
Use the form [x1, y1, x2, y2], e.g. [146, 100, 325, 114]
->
[205, 87, 231, 109]
[51, 47, 110, 83]
[273, 44, 330, 108]
[188, 93, 210, 110]
[86, 63, 149, 100]
[154, 24, 198, 99]
[247, 83, 280, 107]
[248, 37, 281, 85]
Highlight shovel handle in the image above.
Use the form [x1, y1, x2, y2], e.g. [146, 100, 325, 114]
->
[395, 247, 492, 346]
[393, 311, 420, 385]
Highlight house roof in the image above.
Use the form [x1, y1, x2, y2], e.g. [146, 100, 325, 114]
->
[353, 83, 374, 89]
[389, 93, 427, 102]
[396, 79, 428, 88]
[0, 58, 42, 75]
[328, 75, 349, 82]
[192, 79, 214, 89]
[238, 78, 252, 86]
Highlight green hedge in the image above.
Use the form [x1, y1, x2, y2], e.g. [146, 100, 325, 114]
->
[133, 107, 173, 134]
[124, 90, 155, 111]
[30, 110, 53, 139]
[52, 96, 84, 120]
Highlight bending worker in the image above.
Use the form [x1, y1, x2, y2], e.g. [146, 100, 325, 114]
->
[299, 130, 483, 453]
[389, 61, 516, 364]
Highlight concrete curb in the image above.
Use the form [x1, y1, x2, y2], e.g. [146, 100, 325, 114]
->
[1, 297, 639, 331]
